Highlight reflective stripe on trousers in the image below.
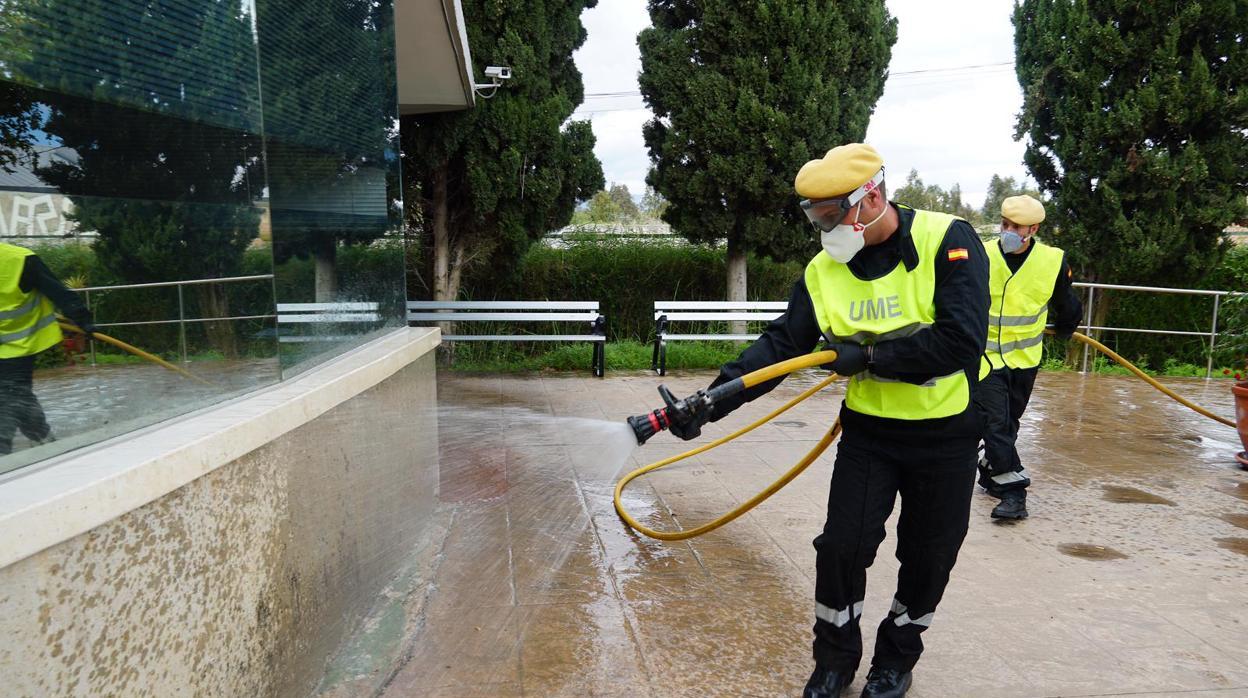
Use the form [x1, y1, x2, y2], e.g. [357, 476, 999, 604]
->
[990, 469, 1029, 485]
[890, 598, 933, 628]
[815, 600, 864, 628]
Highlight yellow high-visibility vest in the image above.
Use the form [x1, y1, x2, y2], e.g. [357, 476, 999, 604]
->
[804, 207, 972, 419]
[0, 243, 63, 359]
[984, 239, 1063, 369]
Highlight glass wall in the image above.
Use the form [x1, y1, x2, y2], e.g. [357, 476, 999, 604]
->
[256, 0, 407, 375]
[0, 0, 405, 474]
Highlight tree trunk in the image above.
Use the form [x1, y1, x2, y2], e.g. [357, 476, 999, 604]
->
[447, 238, 466, 304]
[726, 235, 748, 338]
[195, 284, 238, 359]
[430, 163, 452, 302]
[428, 162, 456, 342]
[313, 238, 338, 303]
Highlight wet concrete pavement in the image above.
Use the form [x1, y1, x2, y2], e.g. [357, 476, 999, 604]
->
[379, 370, 1248, 698]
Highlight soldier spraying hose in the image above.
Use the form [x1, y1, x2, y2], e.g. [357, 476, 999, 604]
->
[630, 144, 990, 698]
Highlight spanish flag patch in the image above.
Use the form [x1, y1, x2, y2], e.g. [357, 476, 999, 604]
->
[947, 248, 969, 261]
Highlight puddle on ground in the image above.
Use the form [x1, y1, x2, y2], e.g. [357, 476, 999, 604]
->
[1058, 543, 1128, 560]
[1101, 485, 1176, 506]
[1218, 514, 1248, 529]
[1215, 537, 1248, 556]
[1220, 481, 1248, 502]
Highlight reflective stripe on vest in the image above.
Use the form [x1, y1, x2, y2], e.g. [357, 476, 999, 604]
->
[804, 207, 971, 420]
[0, 311, 56, 344]
[985, 239, 1063, 369]
[0, 243, 63, 359]
[986, 334, 1045, 355]
[0, 294, 40, 321]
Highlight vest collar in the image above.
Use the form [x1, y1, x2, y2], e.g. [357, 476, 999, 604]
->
[893, 204, 920, 272]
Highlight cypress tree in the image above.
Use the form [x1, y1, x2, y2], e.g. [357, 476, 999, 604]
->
[1014, 0, 1248, 302]
[401, 0, 604, 302]
[639, 1, 897, 308]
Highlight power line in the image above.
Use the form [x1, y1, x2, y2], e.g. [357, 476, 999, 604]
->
[581, 61, 1016, 100]
[889, 60, 1014, 77]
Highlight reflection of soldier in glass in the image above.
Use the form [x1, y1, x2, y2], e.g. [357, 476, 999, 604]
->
[0, 243, 95, 455]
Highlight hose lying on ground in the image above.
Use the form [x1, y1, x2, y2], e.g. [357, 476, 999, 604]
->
[58, 320, 214, 387]
[615, 333, 1235, 541]
[1064, 331, 1235, 428]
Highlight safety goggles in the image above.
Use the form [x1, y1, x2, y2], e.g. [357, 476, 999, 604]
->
[799, 168, 885, 232]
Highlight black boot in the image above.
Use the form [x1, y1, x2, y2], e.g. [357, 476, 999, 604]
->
[803, 666, 855, 697]
[860, 667, 911, 697]
[991, 490, 1028, 519]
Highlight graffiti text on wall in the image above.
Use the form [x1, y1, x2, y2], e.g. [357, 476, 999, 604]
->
[0, 192, 78, 237]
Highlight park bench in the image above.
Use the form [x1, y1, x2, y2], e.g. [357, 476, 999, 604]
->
[276, 302, 383, 343]
[407, 300, 606, 377]
[651, 300, 787, 375]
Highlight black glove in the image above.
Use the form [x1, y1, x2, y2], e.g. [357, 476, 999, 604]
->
[825, 343, 869, 376]
[668, 400, 713, 441]
[1054, 326, 1076, 340]
[69, 311, 97, 336]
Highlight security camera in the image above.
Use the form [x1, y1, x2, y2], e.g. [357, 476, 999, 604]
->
[474, 66, 514, 98]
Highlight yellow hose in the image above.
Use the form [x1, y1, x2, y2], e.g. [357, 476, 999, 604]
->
[1066, 331, 1235, 428]
[58, 320, 215, 387]
[614, 351, 841, 541]
[615, 335, 1237, 542]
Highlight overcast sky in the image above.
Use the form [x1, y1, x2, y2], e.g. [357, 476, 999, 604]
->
[572, 0, 1031, 208]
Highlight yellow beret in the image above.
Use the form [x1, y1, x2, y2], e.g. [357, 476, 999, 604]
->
[795, 143, 884, 199]
[1001, 195, 1045, 226]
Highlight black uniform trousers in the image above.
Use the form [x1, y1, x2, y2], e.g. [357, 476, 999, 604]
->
[0, 355, 51, 456]
[812, 425, 977, 674]
[972, 366, 1038, 496]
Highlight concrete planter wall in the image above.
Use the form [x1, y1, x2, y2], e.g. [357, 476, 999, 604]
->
[0, 330, 439, 697]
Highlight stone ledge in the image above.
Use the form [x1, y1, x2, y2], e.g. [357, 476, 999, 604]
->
[0, 327, 440, 569]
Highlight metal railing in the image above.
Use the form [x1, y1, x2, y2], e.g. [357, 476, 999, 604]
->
[70, 274, 276, 365]
[1072, 281, 1246, 377]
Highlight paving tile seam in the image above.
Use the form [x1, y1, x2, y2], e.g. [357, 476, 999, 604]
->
[646, 481, 714, 578]
[373, 504, 464, 696]
[567, 457, 660, 695]
[1154, 609, 1248, 668]
[1069, 609, 1208, 667]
